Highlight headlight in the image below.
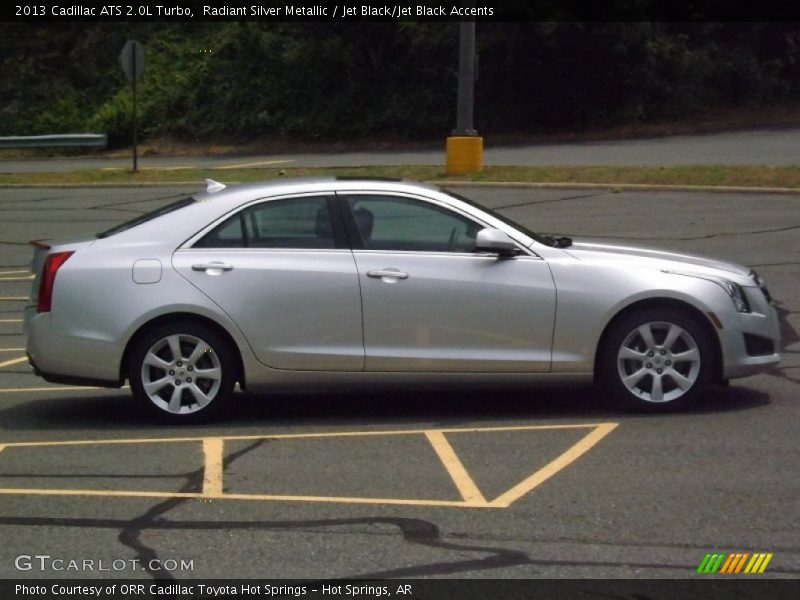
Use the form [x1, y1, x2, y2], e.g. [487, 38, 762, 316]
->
[749, 269, 773, 303]
[721, 280, 751, 313]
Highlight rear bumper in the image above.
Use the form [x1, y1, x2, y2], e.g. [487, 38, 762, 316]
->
[28, 353, 122, 388]
[25, 308, 125, 387]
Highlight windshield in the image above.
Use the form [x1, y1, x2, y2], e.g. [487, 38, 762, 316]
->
[97, 197, 196, 238]
[443, 190, 556, 247]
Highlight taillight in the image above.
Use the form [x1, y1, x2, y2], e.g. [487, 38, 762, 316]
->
[37, 251, 74, 313]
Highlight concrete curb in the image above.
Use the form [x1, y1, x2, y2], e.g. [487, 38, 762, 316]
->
[2, 180, 800, 194]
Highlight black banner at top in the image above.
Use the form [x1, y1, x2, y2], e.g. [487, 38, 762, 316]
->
[3, 0, 800, 22]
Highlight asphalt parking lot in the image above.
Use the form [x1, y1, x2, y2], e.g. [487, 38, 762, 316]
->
[0, 185, 798, 580]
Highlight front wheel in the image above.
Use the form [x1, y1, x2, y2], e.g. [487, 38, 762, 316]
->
[129, 322, 236, 422]
[599, 308, 715, 411]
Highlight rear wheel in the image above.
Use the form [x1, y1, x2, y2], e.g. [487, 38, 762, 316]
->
[599, 308, 714, 411]
[129, 322, 236, 422]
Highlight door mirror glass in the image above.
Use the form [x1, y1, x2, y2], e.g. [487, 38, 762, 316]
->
[475, 228, 518, 256]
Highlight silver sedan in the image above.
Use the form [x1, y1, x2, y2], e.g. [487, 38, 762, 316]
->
[24, 178, 781, 420]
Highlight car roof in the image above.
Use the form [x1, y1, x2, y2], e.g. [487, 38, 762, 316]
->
[193, 177, 442, 204]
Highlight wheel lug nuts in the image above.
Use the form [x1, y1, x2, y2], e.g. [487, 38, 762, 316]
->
[656, 368, 663, 374]
[648, 352, 654, 357]
[177, 361, 183, 367]
[660, 350, 666, 355]
[175, 380, 181, 385]
[188, 366, 194, 372]
[646, 363, 652, 369]
[169, 370, 175, 376]
[666, 360, 672, 366]
[187, 377, 192, 383]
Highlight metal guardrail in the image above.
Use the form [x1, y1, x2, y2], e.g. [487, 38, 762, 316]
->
[0, 134, 108, 149]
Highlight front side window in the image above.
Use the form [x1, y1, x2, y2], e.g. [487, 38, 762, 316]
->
[194, 196, 336, 249]
[344, 195, 479, 253]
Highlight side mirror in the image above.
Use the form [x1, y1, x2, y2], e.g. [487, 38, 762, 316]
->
[475, 228, 518, 257]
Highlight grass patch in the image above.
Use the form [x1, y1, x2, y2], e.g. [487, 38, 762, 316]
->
[3, 165, 800, 189]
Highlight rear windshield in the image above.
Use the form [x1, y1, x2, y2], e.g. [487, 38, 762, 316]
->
[97, 197, 196, 238]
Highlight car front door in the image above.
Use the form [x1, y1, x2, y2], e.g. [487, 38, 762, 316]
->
[172, 193, 364, 371]
[339, 193, 556, 372]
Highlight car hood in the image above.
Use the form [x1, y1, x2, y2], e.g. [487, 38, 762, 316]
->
[562, 238, 754, 285]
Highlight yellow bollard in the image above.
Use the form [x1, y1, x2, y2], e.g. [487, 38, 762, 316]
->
[446, 136, 484, 175]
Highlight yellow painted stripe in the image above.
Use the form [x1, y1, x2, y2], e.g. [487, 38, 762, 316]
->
[758, 553, 773, 573]
[0, 422, 618, 448]
[0, 487, 488, 508]
[0, 276, 34, 281]
[0, 348, 25, 352]
[0, 270, 29, 276]
[0, 297, 27, 301]
[744, 554, 760, 573]
[0, 319, 23, 323]
[718, 554, 735, 574]
[424, 430, 486, 504]
[0, 356, 27, 368]
[214, 159, 292, 170]
[749, 553, 768, 573]
[202, 438, 224, 496]
[0, 386, 103, 394]
[488, 422, 619, 508]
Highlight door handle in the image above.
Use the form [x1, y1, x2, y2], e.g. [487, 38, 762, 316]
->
[192, 262, 234, 272]
[367, 269, 409, 280]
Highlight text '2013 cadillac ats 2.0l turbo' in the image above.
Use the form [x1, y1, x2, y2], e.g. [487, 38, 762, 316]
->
[25, 179, 780, 421]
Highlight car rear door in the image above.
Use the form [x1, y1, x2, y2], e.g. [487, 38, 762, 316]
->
[172, 193, 364, 371]
[338, 192, 556, 372]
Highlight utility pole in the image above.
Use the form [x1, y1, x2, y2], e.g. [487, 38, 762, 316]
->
[446, 4, 483, 175]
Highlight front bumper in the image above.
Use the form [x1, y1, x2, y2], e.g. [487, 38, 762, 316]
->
[717, 298, 781, 380]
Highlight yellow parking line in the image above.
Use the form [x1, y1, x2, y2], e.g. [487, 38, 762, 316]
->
[0, 356, 27, 368]
[0, 276, 34, 281]
[0, 319, 23, 323]
[425, 430, 487, 504]
[0, 487, 484, 508]
[488, 422, 618, 507]
[0, 422, 612, 448]
[214, 159, 292, 170]
[0, 348, 25, 352]
[0, 386, 107, 394]
[0, 423, 619, 509]
[0, 297, 27, 301]
[0, 270, 29, 276]
[202, 438, 225, 496]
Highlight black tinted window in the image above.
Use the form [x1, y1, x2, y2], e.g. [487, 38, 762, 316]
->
[194, 197, 335, 249]
[97, 197, 195, 238]
[345, 196, 479, 253]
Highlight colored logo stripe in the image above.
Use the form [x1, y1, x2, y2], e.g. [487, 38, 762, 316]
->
[744, 553, 773, 574]
[698, 552, 773, 574]
[697, 553, 726, 573]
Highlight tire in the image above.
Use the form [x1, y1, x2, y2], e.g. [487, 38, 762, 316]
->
[598, 308, 715, 411]
[129, 321, 236, 422]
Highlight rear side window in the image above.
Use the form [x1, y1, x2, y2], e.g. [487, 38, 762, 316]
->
[194, 196, 336, 249]
[97, 197, 196, 238]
